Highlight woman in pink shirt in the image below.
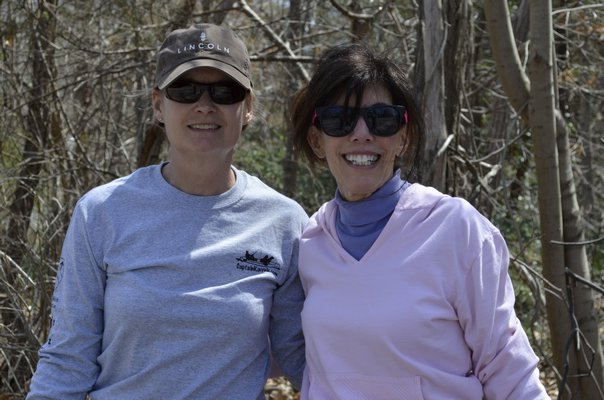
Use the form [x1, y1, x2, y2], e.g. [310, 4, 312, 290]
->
[290, 43, 549, 399]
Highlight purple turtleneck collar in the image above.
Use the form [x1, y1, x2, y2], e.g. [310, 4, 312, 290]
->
[335, 169, 409, 260]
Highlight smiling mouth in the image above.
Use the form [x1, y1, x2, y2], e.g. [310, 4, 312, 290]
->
[189, 123, 220, 130]
[344, 154, 379, 166]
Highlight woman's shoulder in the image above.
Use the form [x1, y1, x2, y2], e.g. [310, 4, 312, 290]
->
[403, 183, 476, 213]
[76, 165, 160, 208]
[237, 169, 308, 218]
[401, 183, 499, 235]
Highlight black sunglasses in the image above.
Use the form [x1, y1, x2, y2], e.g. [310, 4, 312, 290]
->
[312, 105, 407, 137]
[164, 80, 247, 105]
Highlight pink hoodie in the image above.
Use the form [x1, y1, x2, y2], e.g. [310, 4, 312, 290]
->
[299, 183, 548, 399]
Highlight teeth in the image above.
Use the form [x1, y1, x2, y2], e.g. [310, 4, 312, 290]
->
[190, 123, 219, 130]
[345, 154, 378, 166]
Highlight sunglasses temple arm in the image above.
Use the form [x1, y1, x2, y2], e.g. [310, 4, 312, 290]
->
[404, 110, 408, 125]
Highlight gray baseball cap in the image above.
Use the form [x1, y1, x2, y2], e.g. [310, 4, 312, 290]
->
[155, 24, 252, 90]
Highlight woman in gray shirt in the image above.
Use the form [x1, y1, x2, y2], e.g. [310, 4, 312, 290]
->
[27, 23, 307, 400]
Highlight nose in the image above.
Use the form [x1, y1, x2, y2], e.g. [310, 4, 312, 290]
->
[193, 90, 216, 113]
[349, 115, 373, 141]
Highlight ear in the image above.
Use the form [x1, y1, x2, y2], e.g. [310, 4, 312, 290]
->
[396, 127, 408, 157]
[152, 89, 164, 123]
[307, 126, 326, 159]
[243, 95, 253, 125]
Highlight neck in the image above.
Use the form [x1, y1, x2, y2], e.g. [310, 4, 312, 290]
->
[161, 159, 235, 196]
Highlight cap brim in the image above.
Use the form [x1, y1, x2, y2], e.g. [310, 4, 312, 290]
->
[157, 59, 251, 90]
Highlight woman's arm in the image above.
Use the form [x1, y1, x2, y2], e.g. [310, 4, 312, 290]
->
[27, 202, 106, 399]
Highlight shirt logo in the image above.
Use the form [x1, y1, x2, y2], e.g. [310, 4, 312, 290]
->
[236, 250, 281, 276]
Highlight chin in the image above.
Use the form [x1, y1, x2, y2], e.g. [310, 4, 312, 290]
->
[341, 187, 378, 202]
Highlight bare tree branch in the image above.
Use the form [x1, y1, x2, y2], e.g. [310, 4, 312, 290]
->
[236, 0, 310, 82]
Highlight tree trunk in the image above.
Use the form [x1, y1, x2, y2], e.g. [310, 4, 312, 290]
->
[281, 0, 303, 198]
[485, 0, 604, 397]
[551, 3, 603, 394]
[1, 0, 59, 391]
[556, 112, 604, 398]
[483, 0, 531, 123]
[416, 0, 447, 189]
[526, 1, 573, 395]
[443, 0, 472, 144]
[443, 0, 472, 196]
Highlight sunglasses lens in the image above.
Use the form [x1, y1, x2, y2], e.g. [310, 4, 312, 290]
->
[315, 105, 405, 137]
[211, 82, 247, 104]
[165, 84, 200, 103]
[366, 106, 403, 137]
[165, 81, 247, 105]
[317, 107, 355, 137]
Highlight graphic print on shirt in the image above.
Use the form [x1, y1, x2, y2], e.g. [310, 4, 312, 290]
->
[236, 250, 281, 276]
[47, 258, 66, 345]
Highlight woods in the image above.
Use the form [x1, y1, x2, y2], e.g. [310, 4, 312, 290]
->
[1, 0, 603, 398]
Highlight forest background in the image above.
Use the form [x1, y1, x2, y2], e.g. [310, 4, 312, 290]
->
[1, 0, 603, 399]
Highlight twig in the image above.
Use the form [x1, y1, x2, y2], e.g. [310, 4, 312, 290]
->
[236, 0, 310, 82]
[551, 235, 604, 246]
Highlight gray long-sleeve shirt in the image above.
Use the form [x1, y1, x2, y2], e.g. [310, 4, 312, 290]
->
[27, 164, 307, 400]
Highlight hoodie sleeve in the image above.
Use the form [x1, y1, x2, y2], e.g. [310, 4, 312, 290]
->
[456, 227, 548, 399]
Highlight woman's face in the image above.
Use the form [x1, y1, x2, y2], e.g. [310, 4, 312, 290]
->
[308, 84, 407, 201]
[152, 67, 252, 165]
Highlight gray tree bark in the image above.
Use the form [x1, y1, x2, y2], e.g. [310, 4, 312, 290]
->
[484, 0, 604, 397]
[416, 0, 447, 189]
